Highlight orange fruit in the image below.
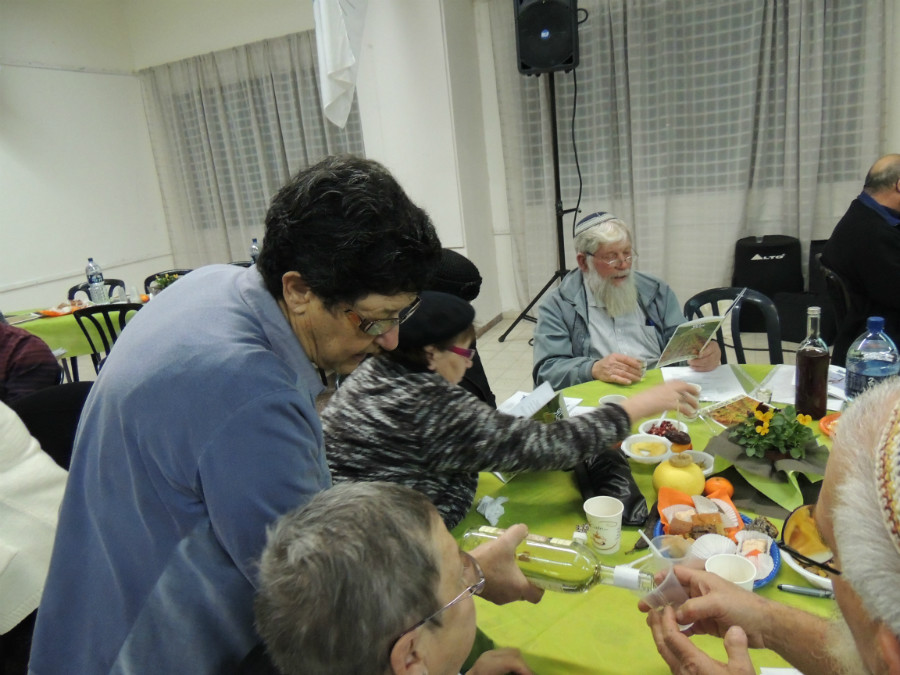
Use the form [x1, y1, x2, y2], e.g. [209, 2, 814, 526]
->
[140, 294, 150, 303]
[704, 477, 734, 498]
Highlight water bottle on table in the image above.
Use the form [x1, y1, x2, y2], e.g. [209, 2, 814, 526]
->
[250, 237, 260, 264]
[85, 257, 108, 304]
[845, 316, 900, 402]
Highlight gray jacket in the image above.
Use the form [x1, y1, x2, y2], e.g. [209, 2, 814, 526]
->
[532, 269, 686, 390]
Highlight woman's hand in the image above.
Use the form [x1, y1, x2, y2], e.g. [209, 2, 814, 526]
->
[618, 380, 700, 421]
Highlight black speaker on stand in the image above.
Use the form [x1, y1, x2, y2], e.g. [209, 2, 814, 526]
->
[499, 0, 580, 342]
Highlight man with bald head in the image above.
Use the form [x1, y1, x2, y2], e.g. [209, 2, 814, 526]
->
[822, 154, 900, 365]
[642, 377, 900, 674]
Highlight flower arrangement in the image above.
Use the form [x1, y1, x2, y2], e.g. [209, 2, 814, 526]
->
[728, 402, 816, 460]
[153, 273, 181, 290]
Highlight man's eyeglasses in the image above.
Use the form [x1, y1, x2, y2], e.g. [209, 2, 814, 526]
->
[448, 346, 476, 360]
[392, 551, 485, 646]
[585, 251, 637, 267]
[345, 296, 421, 336]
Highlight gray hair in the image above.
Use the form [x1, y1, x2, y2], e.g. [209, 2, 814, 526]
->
[574, 216, 632, 255]
[863, 155, 900, 193]
[254, 482, 442, 675]
[829, 378, 900, 638]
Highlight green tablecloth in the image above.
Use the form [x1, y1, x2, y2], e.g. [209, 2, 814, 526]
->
[451, 366, 834, 674]
[8, 306, 141, 359]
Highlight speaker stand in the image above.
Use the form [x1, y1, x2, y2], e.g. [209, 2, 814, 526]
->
[499, 72, 576, 342]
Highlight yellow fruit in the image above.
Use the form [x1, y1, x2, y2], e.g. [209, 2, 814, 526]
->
[653, 453, 706, 495]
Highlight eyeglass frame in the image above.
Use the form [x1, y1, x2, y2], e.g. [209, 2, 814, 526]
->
[448, 345, 477, 360]
[391, 551, 485, 648]
[344, 296, 421, 336]
[584, 250, 638, 267]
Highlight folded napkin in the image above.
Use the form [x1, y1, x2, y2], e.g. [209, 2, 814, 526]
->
[476, 496, 508, 526]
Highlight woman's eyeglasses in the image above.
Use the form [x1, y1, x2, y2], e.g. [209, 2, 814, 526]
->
[448, 346, 476, 360]
[345, 296, 421, 336]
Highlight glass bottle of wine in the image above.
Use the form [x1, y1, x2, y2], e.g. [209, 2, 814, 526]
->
[460, 526, 656, 594]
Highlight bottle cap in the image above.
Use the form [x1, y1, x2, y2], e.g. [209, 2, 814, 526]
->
[868, 316, 885, 332]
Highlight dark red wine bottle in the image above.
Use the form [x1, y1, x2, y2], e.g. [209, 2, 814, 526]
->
[795, 307, 830, 420]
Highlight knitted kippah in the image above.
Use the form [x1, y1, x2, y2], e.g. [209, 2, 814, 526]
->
[875, 401, 900, 557]
[574, 211, 619, 237]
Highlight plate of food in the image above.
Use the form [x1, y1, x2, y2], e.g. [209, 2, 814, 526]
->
[778, 504, 834, 592]
[819, 412, 841, 438]
[621, 433, 672, 464]
[653, 489, 780, 589]
[701, 394, 766, 428]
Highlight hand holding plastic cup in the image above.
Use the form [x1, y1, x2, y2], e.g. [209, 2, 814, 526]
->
[705, 553, 756, 591]
[641, 565, 694, 631]
[646, 535, 704, 572]
[583, 496, 624, 554]
[677, 384, 702, 422]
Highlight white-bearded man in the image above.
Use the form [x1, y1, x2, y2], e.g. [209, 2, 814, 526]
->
[533, 212, 720, 390]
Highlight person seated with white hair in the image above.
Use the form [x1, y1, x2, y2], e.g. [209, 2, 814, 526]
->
[533, 211, 720, 390]
[641, 377, 900, 675]
[253, 482, 540, 675]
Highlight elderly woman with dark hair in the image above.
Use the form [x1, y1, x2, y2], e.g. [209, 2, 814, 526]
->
[323, 291, 701, 529]
[255, 482, 537, 675]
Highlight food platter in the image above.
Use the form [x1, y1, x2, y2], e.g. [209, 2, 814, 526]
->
[701, 394, 765, 428]
[654, 513, 780, 590]
[780, 549, 834, 592]
[819, 412, 841, 438]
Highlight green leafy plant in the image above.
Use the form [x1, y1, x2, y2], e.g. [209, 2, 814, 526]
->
[154, 273, 181, 290]
[728, 402, 816, 460]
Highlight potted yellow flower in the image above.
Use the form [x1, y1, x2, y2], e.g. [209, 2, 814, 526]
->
[728, 402, 816, 461]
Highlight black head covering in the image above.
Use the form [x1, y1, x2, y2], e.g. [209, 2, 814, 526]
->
[398, 291, 475, 348]
[428, 249, 482, 302]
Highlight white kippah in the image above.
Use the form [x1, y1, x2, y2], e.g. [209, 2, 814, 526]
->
[574, 211, 619, 237]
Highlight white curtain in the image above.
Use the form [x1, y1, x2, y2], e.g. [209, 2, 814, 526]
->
[487, 0, 885, 308]
[139, 31, 365, 268]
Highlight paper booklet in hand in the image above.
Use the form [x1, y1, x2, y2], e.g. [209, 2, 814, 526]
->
[656, 288, 747, 368]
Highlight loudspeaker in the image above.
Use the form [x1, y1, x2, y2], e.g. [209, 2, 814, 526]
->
[514, 0, 579, 75]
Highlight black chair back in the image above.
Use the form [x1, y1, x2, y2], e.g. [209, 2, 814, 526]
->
[230, 260, 253, 268]
[817, 254, 852, 330]
[73, 303, 142, 373]
[67, 278, 126, 302]
[144, 269, 193, 293]
[684, 287, 783, 365]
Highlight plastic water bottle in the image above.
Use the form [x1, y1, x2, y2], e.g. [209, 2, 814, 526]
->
[250, 237, 260, 264]
[845, 316, 900, 402]
[85, 257, 108, 304]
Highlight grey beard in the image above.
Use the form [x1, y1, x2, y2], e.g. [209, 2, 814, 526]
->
[585, 267, 639, 318]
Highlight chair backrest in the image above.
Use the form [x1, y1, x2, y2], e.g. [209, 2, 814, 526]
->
[683, 287, 783, 365]
[144, 269, 193, 293]
[73, 303, 142, 373]
[230, 260, 253, 268]
[816, 254, 851, 329]
[67, 278, 126, 301]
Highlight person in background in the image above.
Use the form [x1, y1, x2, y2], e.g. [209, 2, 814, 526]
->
[324, 291, 701, 529]
[428, 248, 496, 408]
[29, 155, 443, 674]
[532, 212, 720, 390]
[821, 153, 900, 366]
[255, 482, 540, 675]
[0, 400, 68, 675]
[0, 323, 61, 404]
[641, 377, 900, 675]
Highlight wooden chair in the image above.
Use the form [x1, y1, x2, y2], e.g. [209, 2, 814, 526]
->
[144, 269, 193, 293]
[67, 278, 126, 302]
[73, 303, 143, 374]
[683, 287, 783, 364]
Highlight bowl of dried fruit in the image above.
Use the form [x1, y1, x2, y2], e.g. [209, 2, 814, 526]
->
[638, 418, 692, 451]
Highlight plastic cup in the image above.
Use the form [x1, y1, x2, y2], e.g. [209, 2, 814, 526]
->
[641, 566, 693, 631]
[705, 554, 756, 591]
[598, 394, 627, 406]
[678, 384, 702, 422]
[583, 496, 624, 554]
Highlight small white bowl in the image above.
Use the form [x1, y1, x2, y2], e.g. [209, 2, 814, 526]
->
[621, 433, 672, 464]
[598, 394, 627, 406]
[682, 450, 715, 476]
[781, 550, 834, 592]
[638, 418, 689, 435]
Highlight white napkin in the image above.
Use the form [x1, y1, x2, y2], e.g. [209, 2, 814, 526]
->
[476, 496, 508, 526]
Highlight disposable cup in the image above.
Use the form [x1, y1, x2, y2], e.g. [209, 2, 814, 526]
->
[641, 566, 693, 631]
[705, 553, 756, 591]
[678, 384, 702, 422]
[583, 496, 624, 554]
[598, 394, 627, 406]
[644, 535, 705, 572]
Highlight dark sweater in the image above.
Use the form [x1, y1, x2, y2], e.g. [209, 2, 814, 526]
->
[323, 355, 631, 529]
